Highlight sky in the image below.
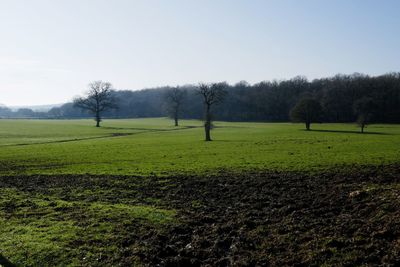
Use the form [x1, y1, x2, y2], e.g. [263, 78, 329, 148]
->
[1, 0, 400, 106]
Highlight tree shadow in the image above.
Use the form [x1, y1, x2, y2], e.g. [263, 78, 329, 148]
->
[306, 129, 391, 135]
[208, 139, 248, 142]
[102, 126, 201, 131]
[0, 254, 16, 267]
[213, 126, 248, 129]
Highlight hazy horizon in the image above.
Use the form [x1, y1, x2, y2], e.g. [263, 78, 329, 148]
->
[1, 71, 398, 108]
[1, 0, 400, 106]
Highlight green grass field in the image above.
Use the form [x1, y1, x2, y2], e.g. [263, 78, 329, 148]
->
[1, 118, 399, 266]
[1, 118, 399, 176]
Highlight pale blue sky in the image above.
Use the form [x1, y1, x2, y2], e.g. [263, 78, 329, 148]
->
[1, 0, 399, 105]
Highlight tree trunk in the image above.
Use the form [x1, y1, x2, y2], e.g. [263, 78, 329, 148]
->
[361, 123, 364, 133]
[205, 104, 212, 141]
[95, 100, 101, 127]
[205, 122, 211, 141]
[306, 121, 310, 131]
[95, 111, 100, 127]
[174, 114, 178, 127]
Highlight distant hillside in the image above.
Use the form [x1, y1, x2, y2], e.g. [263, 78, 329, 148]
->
[9, 104, 63, 112]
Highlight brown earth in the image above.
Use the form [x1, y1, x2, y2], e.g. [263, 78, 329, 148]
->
[1, 165, 399, 266]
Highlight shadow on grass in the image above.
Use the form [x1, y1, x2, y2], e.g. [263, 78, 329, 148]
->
[213, 126, 248, 129]
[0, 254, 16, 267]
[1, 126, 204, 148]
[102, 126, 201, 131]
[204, 139, 248, 143]
[306, 129, 391, 135]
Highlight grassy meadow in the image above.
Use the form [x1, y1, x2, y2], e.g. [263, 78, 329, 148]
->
[0, 118, 399, 176]
[1, 118, 400, 266]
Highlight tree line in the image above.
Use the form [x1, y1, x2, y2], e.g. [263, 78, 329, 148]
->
[1, 72, 399, 125]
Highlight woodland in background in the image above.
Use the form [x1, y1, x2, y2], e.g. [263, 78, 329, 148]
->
[1, 73, 399, 123]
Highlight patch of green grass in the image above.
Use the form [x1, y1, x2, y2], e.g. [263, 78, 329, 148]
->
[0, 118, 399, 176]
[89, 202, 176, 225]
[0, 187, 175, 266]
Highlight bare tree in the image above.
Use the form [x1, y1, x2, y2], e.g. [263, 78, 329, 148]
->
[165, 87, 187, 126]
[74, 81, 117, 127]
[197, 82, 227, 141]
[290, 97, 322, 130]
[353, 97, 376, 133]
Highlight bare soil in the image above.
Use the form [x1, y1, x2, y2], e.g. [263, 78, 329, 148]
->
[1, 165, 399, 266]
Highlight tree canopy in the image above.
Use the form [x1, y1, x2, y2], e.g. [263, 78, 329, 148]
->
[1, 73, 399, 124]
[73, 81, 117, 127]
[197, 82, 228, 141]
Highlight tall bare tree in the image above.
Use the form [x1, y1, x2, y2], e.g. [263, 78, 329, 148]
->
[74, 81, 117, 127]
[165, 87, 187, 126]
[197, 82, 227, 141]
